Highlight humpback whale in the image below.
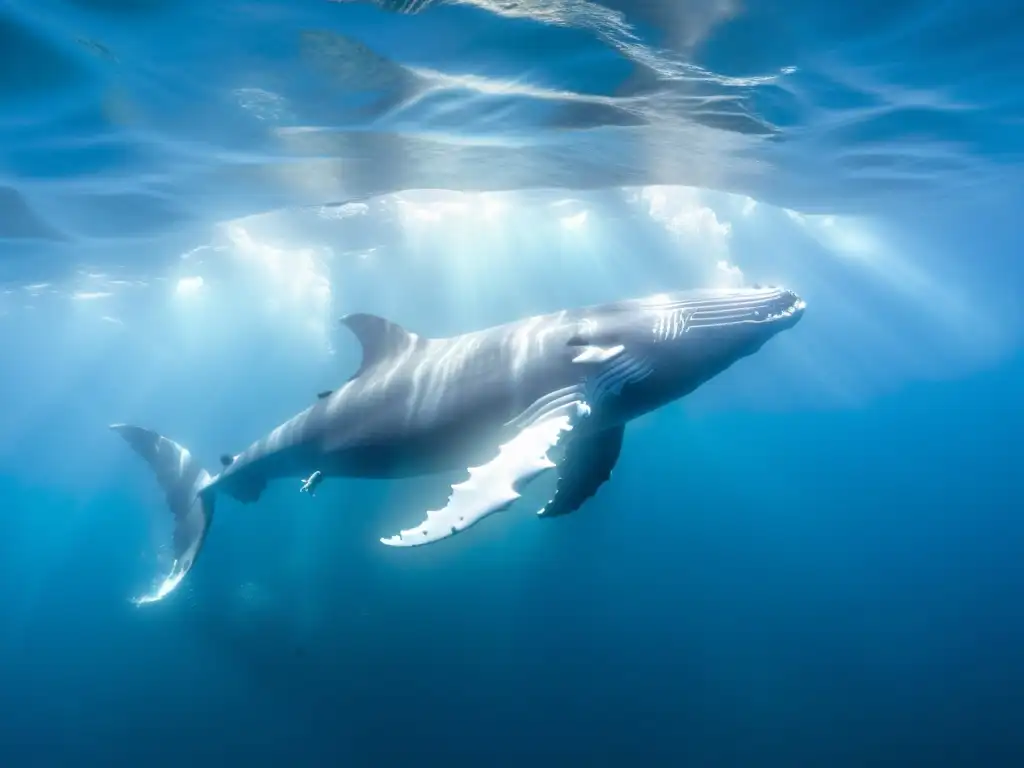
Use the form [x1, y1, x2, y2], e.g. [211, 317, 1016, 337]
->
[113, 286, 804, 603]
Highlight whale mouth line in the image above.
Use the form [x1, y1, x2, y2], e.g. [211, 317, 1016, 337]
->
[641, 288, 787, 310]
[684, 293, 805, 331]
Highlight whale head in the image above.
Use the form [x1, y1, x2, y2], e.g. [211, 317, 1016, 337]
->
[653, 284, 804, 350]
[647, 285, 804, 394]
[574, 286, 805, 414]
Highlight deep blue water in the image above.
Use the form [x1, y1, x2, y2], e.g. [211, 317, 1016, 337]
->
[1, 1, 1023, 765]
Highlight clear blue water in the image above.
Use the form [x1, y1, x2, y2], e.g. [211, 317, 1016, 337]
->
[1, 1, 1022, 765]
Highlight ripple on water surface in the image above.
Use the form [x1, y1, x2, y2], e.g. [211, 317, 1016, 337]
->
[0, 0, 1019, 245]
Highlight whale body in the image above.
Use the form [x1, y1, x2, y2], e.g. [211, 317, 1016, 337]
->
[113, 286, 805, 603]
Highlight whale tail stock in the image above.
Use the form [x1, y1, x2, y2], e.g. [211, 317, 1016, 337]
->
[110, 424, 216, 605]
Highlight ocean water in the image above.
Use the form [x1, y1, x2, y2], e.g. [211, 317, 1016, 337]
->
[1, 0, 1023, 765]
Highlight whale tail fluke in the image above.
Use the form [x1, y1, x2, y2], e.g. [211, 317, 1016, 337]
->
[110, 424, 216, 605]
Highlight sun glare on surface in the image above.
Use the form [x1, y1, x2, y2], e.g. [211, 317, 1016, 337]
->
[560, 210, 588, 231]
[175, 275, 204, 297]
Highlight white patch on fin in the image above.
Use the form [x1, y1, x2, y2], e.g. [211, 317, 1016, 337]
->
[380, 400, 590, 547]
[572, 344, 624, 364]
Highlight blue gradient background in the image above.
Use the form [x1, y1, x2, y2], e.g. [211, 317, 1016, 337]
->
[1, 1, 1022, 765]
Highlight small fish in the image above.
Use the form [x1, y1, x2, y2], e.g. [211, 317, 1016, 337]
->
[300, 470, 323, 497]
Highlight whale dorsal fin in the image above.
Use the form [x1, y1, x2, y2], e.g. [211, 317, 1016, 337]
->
[340, 312, 418, 378]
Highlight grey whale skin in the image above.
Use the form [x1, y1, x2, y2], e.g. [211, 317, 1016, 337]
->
[113, 286, 804, 602]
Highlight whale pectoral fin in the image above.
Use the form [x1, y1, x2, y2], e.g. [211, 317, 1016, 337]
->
[380, 400, 591, 547]
[539, 425, 624, 518]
